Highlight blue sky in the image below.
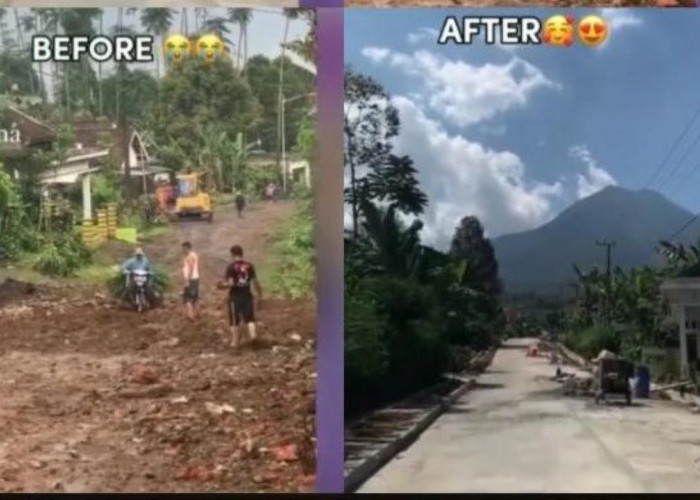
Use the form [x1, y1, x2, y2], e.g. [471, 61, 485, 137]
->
[346, 9, 700, 248]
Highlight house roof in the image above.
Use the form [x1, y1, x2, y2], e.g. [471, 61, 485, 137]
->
[3, 106, 55, 146]
[68, 119, 152, 168]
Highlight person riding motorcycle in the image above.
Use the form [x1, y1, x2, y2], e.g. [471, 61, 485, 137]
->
[122, 247, 155, 304]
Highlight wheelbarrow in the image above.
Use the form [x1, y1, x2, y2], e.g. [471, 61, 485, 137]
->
[593, 357, 633, 406]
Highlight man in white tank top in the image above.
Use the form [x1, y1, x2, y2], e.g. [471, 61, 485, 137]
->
[181, 241, 200, 320]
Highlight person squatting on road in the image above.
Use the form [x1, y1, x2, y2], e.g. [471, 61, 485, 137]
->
[218, 245, 262, 349]
[181, 241, 200, 321]
[122, 247, 155, 303]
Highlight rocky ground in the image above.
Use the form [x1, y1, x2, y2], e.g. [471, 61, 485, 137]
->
[0, 201, 316, 493]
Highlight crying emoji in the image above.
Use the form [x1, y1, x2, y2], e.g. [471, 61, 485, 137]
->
[196, 34, 225, 63]
[164, 34, 190, 64]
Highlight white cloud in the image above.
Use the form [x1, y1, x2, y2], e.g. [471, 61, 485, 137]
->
[361, 47, 391, 64]
[361, 47, 559, 128]
[599, 9, 643, 31]
[569, 145, 617, 199]
[392, 95, 563, 247]
[407, 27, 439, 45]
[591, 9, 643, 50]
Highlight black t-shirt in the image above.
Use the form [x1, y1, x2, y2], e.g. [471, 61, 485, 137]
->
[225, 260, 256, 299]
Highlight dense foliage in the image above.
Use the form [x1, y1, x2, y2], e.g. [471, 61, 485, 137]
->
[267, 192, 315, 299]
[506, 239, 700, 380]
[0, 8, 315, 278]
[344, 71, 504, 417]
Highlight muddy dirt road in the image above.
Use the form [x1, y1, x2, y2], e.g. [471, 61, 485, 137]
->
[0, 201, 316, 493]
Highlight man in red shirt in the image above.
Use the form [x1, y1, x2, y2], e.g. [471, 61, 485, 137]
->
[218, 245, 262, 348]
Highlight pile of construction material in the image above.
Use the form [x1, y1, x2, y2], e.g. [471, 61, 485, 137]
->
[526, 340, 551, 358]
[560, 371, 594, 397]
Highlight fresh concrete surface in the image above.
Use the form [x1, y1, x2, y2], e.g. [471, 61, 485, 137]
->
[360, 338, 700, 493]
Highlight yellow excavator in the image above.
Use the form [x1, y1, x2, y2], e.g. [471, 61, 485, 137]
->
[174, 172, 213, 223]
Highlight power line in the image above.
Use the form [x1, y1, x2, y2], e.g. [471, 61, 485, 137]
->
[644, 104, 700, 190]
[666, 212, 700, 241]
[655, 128, 700, 193]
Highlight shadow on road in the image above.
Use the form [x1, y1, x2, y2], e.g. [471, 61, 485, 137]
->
[498, 343, 527, 350]
[445, 405, 473, 415]
[592, 400, 649, 409]
[473, 382, 505, 390]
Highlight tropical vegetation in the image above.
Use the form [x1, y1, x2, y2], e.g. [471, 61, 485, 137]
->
[344, 69, 505, 417]
[0, 8, 316, 279]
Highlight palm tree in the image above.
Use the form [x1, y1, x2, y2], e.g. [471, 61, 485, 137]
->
[113, 9, 135, 123]
[283, 9, 316, 68]
[13, 11, 38, 95]
[194, 8, 208, 32]
[34, 9, 60, 106]
[200, 16, 231, 44]
[357, 199, 424, 277]
[60, 9, 101, 116]
[12, 9, 23, 49]
[228, 8, 252, 71]
[140, 8, 176, 79]
[0, 9, 8, 51]
[180, 8, 189, 35]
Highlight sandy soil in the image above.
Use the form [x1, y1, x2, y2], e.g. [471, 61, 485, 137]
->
[0, 201, 316, 493]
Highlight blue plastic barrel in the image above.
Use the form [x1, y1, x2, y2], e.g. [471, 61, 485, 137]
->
[635, 365, 650, 399]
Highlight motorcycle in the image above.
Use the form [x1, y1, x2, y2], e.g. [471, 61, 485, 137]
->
[126, 269, 152, 313]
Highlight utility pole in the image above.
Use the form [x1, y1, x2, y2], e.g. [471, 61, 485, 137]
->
[596, 239, 616, 327]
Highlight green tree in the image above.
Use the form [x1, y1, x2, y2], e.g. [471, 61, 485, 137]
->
[228, 8, 252, 70]
[450, 216, 502, 297]
[282, 9, 316, 67]
[201, 16, 232, 45]
[145, 57, 261, 187]
[245, 54, 314, 153]
[344, 69, 400, 238]
[140, 8, 176, 79]
[100, 68, 158, 123]
[0, 51, 40, 95]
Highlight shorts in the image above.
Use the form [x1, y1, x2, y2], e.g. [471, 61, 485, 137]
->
[183, 279, 200, 304]
[228, 293, 255, 326]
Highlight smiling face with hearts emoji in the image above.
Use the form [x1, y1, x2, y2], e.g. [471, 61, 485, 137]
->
[578, 15, 608, 47]
[542, 15, 575, 47]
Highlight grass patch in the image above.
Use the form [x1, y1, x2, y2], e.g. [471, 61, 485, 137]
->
[261, 197, 315, 300]
[139, 224, 172, 242]
[74, 263, 120, 286]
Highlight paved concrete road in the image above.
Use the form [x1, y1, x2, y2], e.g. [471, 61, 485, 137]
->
[361, 338, 700, 493]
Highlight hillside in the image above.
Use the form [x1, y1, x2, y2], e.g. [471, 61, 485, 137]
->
[492, 186, 700, 295]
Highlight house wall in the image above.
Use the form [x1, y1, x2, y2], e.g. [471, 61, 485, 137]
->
[289, 160, 311, 187]
[40, 160, 92, 184]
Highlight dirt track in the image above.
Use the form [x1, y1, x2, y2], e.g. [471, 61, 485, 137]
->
[0, 201, 316, 493]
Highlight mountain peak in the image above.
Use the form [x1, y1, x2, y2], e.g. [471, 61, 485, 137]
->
[493, 185, 696, 295]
